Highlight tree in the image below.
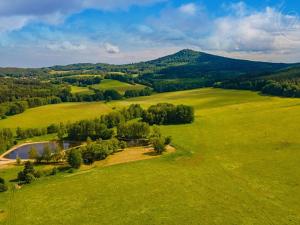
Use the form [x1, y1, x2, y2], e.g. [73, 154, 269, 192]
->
[28, 147, 39, 161]
[67, 149, 82, 169]
[117, 122, 150, 140]
[16, 156, 22, 165]
[42, 145, 52, 163]
[17, 161, 38, 184]
[51, 146, 64, 162]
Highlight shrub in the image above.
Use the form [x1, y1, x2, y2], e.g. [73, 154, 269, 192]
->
[24, 173, 36, 184]
[151, 137, 166, 154]
[119, 141, 127, 149]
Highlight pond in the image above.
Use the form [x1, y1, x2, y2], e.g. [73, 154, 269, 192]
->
[4, 141, 81, 160]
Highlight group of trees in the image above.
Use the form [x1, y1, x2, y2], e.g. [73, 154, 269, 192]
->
[28, 145, 65, 164]
[0, 128, 14, 154]
[61, 76, 102, 86]
[124, 87, 152, 98]
[0, 77, 71, 117]
[117, 122, 150, 139]
[65, 104, 145, 141]
[15, 123, 63, 140]
[150, 79, 212, 93]
[17, 161, 40, 184]
[78, 138, 125, 166]
[66, 120, 113, 141]
[142, 103, 195, 125]
[216, 79, 300, 98]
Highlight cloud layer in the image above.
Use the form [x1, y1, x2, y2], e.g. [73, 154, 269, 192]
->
[0, 1, 300, 67]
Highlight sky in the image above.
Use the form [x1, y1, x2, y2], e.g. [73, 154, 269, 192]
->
[0, 0, 299, 67]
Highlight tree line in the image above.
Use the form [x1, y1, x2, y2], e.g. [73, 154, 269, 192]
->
[216, 79, 300, 98]
[60, 76, 102, 86]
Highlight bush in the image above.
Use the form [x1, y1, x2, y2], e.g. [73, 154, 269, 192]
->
[151, 137, 166, 154]
[24, 173, 36, 184]
[17, 161, 39, 184]
[119, 141, 127, 149]
[67, 149, 82, 169]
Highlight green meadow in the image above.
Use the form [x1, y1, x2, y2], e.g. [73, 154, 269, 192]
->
[0, 102, 112, 129]
[70, 86, 94, 95]
[1, 88, 300, 224]
[91, 79, 146, 94]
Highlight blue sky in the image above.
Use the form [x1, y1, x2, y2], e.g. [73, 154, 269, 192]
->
[0, 0, 299, 67]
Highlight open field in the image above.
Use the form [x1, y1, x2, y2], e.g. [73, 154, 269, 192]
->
[0, 102, 112, 129]
[91, 79, 146, 93]
[1, 88, 300, 224]
[70, 85, 94, 95]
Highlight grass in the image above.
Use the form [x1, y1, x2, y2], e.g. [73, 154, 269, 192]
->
[1, 88, 300, 224]
[70, 85, 94, 95]
[0, 102, 112, 129]
[91, 79, 145, 94]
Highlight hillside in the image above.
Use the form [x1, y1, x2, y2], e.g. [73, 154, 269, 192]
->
[263, 66, 300, 80]
[141, 49, 292, 79]
[1, 88, 300, 224]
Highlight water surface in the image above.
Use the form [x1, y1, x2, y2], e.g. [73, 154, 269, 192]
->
[4, 141, 80, 159]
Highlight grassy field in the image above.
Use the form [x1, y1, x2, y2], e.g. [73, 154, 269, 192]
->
[0, 102, 112, 129]
[91, 79, 145, 94]
[70, 85, 94, 94]
[1, 88, 300, 224]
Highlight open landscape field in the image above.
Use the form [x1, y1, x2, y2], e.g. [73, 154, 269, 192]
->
[1, 88, 300, 224]
[70, 86, 94, 95]
[0, 102, 112, 129]
[91, 79, 146, 94]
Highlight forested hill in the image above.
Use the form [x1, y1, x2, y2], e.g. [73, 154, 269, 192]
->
[139, 49, 293, 80]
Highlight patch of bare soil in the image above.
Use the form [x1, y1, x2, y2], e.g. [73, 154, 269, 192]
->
[95, 145, 176, 168]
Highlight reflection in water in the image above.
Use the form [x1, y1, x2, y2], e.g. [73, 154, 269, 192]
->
[4, 141, 81, 159]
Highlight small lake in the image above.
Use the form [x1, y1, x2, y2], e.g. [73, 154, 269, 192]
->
[4, 141, 81, 160]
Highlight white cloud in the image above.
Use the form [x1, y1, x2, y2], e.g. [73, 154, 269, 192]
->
[104, 43, 120, 54]
[179, 3, 197, 16]
[46, 41, 87, 51]
[0, 16, 31, 32]
[0, 0, 166, 32]
[204, 7, 300, 53]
